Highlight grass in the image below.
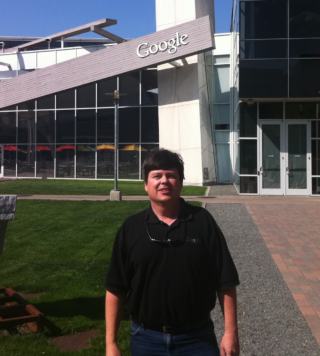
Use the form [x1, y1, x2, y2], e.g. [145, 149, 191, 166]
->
[0, 179, 207, 196]
[0, 199, 202, 356]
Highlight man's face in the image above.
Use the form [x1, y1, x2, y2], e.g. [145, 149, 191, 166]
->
[145, 168, 183, 203]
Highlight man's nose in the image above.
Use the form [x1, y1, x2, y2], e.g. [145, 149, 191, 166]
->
[160, 175, 169, 183]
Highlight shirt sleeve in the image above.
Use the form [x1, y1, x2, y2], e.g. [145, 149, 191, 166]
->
[104, 222, 130, 294]
[207, 214, 240, 290]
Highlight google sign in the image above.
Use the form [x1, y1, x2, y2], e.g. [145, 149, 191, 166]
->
[137, 32, 189, 58]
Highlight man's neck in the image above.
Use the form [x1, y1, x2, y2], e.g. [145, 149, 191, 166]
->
[150, 199, 181, 225]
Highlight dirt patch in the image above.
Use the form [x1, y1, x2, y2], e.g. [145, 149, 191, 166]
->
[19, 292, 46, 300]
[50, 330, 101, 351]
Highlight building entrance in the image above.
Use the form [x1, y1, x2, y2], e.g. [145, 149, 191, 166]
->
[0, 145, 3, 178]
[259, 120, 311, 196]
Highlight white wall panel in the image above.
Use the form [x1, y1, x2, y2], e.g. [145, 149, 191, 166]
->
[76, 47, 98, 57]
[37, 51, 56, 68]
[18, 53, 37, 70]
[0, 54, 17, 71]
[57, 49, 76, 63]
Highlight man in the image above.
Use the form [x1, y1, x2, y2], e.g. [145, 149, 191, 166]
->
[105, 149, 240, 356]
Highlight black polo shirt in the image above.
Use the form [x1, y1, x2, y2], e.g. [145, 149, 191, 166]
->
[105, 199, 239, 327]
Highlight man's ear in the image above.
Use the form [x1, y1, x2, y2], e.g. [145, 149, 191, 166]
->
[144, 182, 148, 193]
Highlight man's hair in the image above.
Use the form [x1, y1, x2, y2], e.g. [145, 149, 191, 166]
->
[142, 149, 185, 183]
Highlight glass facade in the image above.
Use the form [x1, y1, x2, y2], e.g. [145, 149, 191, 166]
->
[0, 69, 159, 180]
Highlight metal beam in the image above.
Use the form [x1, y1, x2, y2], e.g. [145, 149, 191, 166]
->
[181, 58, 188, 65]
[169, 61, 181, 68]
[0, 62, 12, 70]
[91, 26, 126, 43]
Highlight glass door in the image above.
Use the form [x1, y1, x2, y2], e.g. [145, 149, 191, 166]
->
[285, 121, 310, 196]
[259, 121, 285, 195]
[0, 145, 3, 178]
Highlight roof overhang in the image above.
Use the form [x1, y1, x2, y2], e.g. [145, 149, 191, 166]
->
[0, 16, 215, 109]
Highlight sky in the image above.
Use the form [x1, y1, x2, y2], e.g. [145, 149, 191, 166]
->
[0, 0, 233, 39]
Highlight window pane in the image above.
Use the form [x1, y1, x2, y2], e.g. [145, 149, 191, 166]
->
[213, 66, 230, 103]
[240, 40, 287, 59]
[212, 105, 230, 130]
[76, 145, 96, 178]
[37, 96, 55, 110]
[56, 111, 75, 143]
[18, 101, 35, 111]
[97, 144, 114, 179]
[312, 121, 317, 138]
[57, 89, 75, 109]
[17, 144, 35, 177]
[286, 102, 316, 119]
[290, 39, 320, 58]
[141, 144, 159, 181]
[240, 1, 287, 40]
[77, 84, 95, 108]
[56, 145, 75, 178]
[213, 56, 230, 64]
[312, 177, 320, 195]
[240, 176, 258, 194]
[119, 144, 140, 180]
[312, 140, 320, 176]
[141, 70, 158, 106]
[119, 108, 139, 143]
[214, 132, 229, 143]
[215, 144, 231, 182]
[18, 112, 35, 143]
[97, 109, 114, 143]
[36, 144, 54, 178]
[76, 110, 96, 143]
[97, 78, 117, 107]
[239, 60, 288, 98]
[289, 59, 320, 98]
[37, 111, 55, 144]
[0, 112, 16, 143]
[259, 102, 283, 119]
[119, 72, 139, 106]
[290, 0, 320, 38]
[240, 140, 257, 174]
[4, 146, 16, 177]
[240, 103, 257, 137]
[1, 105, 16, 111]
[141, 107, 159, 142]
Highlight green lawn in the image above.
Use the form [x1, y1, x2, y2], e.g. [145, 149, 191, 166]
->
[0, 179, 206, 196]
[0, 200, 202, 356]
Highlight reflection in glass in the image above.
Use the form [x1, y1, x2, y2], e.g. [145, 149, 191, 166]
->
[18, 112, 35, 143]
[57, 90, 75, 109]
[37, 96, 55, 110]
[119, 72, 139, 106]
[4, 145, 17, 177]
[240, 176, 258, 194]
[97, 78, 117, 107]
[18, 101, 35, 111]
[56, 111, 75, 143]
[36, 145, 54, 178]
[239, 60, 288, 98]
[290, 0, 320, 38]
[141, 107, 159, 142]
[37, 111, 55, 144]
[312, 140, 320, 175]
[213, 66, 230, 103]
[76, 110, 96, 143]
[262, 125, 281, 189]
[215, 144, 231, 182]
[119, 144, 140, 180]
[288, 124, 307, 189]
[240, 140, 257, 174]
[212, 105, 230, 130]
[240, 103, 257, 137]
[97, 144, 114, 179]
[141, 144, 159, 180]
[286, 102, 316, 119]
[290, 39, 320, 58]
[240, 40, 287, 59]
[312, 178, 320, 195]
[56, 145, 75, 178]
[76, 145, 96, 179]
[259, 103, 283, 119]
[119, 108, 139, 143]
[97, 109, 114, 143]
[0, 112, 16, 143]
[17, 144, 35, 177]
[214, 132, 229, 143]
[1, 105, 16, 111]
[77, 84, 96, 108]
[311, 121, 317, 138]
[289, 59, 320, 98]
[141, 70, 158, 106]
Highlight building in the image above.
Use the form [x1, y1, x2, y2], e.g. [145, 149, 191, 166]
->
[0, 0, 319, 196]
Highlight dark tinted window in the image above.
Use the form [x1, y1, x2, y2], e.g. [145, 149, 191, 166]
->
[290, 39, 320, 58]
[57, 89, 75, 109]
[259, 102, 283, 119]
[77, 84, 96, 108]
[18, 112, 35, 143]
[141, 70, 158, 106]
[141, 107, 159, 142]
[240, 176, 258, 194]
[17, 144, 35, 177]
[119, 108, 139, 142]
[0, 105, 16, 111]
[290, 0, 320, 38]
[119, 72, 139, 106]
[97, 78, 117, 107]
[240, 1, 287, 39]
[239, 60, 288, 98]
[18, 100, 35, 111]
[240, 103, 257, 137]
[289, 59, 320, 98]
[76, 110, 96, 143]
[37, 95, 55, 110]
[97, 109, 114, 143]
[37, 111, 55, 144]
[240, 40, 287, 59]
[36, 144, 54, 178]
[286, 102, 316, 119]
[56, 145, 75, 178]
[312, 178, 320, 195]
[56, 111, 75, 143]
[0, 112, 16, 143]
[240, 140, 257, 175]
[312, 140, 320, 176]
